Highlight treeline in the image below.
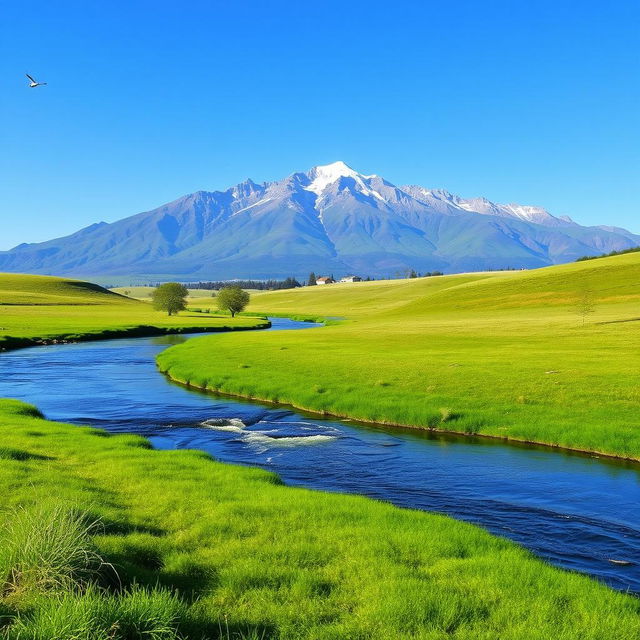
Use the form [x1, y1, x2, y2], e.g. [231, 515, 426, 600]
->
[576, 246, 640, 262]
[124, 271, 451, 291]
[184, 277, 302, 291]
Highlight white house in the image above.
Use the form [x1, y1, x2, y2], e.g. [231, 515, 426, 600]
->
[340, 275, 362, 283]
[316, 276, 335, 285]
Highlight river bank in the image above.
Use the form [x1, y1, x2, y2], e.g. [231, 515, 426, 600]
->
[157, 368, 640, 464]
[0, 319, 270, 353]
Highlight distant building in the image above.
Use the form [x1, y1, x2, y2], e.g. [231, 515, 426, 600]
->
[340, 275, 362, 283]
[316, 276, 335, 285]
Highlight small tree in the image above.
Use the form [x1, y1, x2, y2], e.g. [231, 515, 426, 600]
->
[307, 272, 317, 286]
[217, 286, 250, 317]
[152, 282, 188, 316]
[574, 289, 596, 326]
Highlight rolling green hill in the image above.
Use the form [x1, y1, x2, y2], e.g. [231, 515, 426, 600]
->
[0, 273, 266, 350]
[0, 273, 133, 305]
[158, 253, 640, 459]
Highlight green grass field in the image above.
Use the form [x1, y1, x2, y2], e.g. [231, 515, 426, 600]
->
[158, 253, 640, 459]
[0, 398, 638, 639]
[0, 274, 267, 350]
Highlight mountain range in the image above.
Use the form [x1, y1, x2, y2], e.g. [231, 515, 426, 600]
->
[1, 161, 638, 281]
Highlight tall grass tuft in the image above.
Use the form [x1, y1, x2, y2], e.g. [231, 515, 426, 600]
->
[0, 506, 191, 639]
[0, 504, 105, 596]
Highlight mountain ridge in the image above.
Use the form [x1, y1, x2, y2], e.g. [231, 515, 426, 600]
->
[1, 161, 638, 280]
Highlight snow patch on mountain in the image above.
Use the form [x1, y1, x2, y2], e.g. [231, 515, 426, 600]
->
[231, 197, 273, 216]
[502, 204, 555, 224]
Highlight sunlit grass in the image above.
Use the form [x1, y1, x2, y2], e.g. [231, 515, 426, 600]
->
[0, 399, 639, 638]
[158, 253, 640, 458]
[4, 583, 189, 640]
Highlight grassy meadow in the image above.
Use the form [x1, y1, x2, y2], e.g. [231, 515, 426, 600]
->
[0, 398, 639, 639]
[0, 274, 267, 350]
[158, 253, 640, 459]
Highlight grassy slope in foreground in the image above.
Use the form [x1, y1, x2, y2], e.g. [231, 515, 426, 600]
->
[0, 399, 639, 638]
[158, 253, 640, 459]
[0, 273, 266, 350]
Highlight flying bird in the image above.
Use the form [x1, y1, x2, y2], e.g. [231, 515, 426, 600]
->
[26, 73, 47, 88]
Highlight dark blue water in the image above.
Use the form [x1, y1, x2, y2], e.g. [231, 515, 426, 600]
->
[1, 318, 638, 593]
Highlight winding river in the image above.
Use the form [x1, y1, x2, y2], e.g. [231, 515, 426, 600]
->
[1, 318, 638, 593]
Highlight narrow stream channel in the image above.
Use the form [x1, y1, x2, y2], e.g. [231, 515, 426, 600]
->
[1, 318, 638, 593]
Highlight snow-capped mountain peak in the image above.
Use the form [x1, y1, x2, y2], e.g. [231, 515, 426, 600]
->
[305, 161, 385, 202]
[305, 161, 360, 194]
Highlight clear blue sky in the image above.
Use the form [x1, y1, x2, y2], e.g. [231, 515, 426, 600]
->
[1, 0, 638, 250]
